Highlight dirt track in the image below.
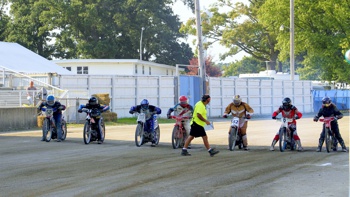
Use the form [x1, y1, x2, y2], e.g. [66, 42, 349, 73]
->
[0, 116, 348, 197]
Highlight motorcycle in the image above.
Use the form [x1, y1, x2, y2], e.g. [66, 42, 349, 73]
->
[81, 108, 105, 144]
[319, 117, 338, 153]
[276, 117, 296, 152]
[134, 112, 160, 147]
[227, 116, 248, 151]
[170, 115, 190, 149]
[41, 107, 67, 142]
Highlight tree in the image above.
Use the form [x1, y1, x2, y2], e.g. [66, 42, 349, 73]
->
[180, 0, 280, 70]
[187, 56, 222, 77]
[223, 56, 265, 77]
[259, 0, 350, 82]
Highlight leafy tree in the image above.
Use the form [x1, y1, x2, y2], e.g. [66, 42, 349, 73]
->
[222, 56, 265, 77]
[0, 0, 9, 41]
[259, 0, 350, 82]
[187, 56, 222, 77]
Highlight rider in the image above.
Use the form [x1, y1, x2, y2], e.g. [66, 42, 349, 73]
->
[167, 95, 194, 147]
[270, 97, 303, 151]
[313, 96, 347, 152]
[223, 95, 254, 150]
[78, 96, 110, 144]
[37, 95, 66, 142]
[129, 99, 162, 147]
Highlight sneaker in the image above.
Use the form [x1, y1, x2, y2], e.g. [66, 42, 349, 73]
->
[208, 148, 220, 157]
[298, 147, 304, 152]
[98, 140, 102, 144]
[270, 146, 275, 151]
[316, 147, 321, 152]
[342, 147, 348, 152]
[181, 149, 191, 156]
[151, 143, 156, 147]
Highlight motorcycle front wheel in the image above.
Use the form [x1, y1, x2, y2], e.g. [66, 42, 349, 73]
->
[43, 118, 52, 142]
[155, 126, 160, 145]
[325, 128, 332, 153]
[171, 126, 181, 149]
[83, 121, 92, 144]
[229, 127, 238, 151]
[100, 119, 106, 143]
[135, 123, 144, 147]
[61, 119, 67, 141]
[279, 128, 287, 152]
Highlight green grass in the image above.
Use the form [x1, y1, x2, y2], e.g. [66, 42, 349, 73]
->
[66, 117, 175, 128]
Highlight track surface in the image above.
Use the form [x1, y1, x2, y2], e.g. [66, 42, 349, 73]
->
[0, 116, 349, 197]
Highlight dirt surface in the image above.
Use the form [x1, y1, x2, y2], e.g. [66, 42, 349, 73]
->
[0, 116, 349, 197]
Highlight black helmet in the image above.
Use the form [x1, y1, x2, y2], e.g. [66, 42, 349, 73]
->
[140, 99, 149, 110]
[322, 96, 331, 107]
[282, 97, 292, 111]
[89, 96, 98, 105]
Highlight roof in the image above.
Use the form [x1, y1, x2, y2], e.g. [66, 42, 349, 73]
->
[0, 42, 73, 75]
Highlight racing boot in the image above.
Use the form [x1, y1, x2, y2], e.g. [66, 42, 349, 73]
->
[242, 136, 249, 150]
[340, 142, 348, 152]
[316, 139, 324, 152]
[270, 140, 277, 151]
[295, 140, 303, 152]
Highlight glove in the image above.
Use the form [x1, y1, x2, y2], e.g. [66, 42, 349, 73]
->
[335, 116, 342, 120]
[129, 110, 134, 114]
[295, 116, 300, 120]
[246, 114, 251, 119]
[78, 109, 82, 113]
[223, 114, 228, 118]
[167, 114, 171, 119]
[272, 116, 276, 119]
[313, 116, 319, 122]
[58, 106, 64, 110]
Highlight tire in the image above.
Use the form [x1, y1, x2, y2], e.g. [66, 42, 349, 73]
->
[325, 128, 331, 153]
[135, 123, 144, 147]
[43, 118, 52, 142]
[100, 120, 106, 143]
[279, 128, 286, 152]
[83, 121, 91, 144]
[61, 120, 67, 141]
[229, 127, 238, 151]
[172, 126, 181, 149]
[155, 126, 160, 145]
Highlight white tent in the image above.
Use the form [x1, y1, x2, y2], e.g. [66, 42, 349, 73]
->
[0, 42, 72, 75]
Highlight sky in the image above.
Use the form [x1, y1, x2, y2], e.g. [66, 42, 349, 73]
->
[172, 0, 249, 63]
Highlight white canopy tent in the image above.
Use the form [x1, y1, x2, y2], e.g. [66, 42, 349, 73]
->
[0, 41, 72, 75]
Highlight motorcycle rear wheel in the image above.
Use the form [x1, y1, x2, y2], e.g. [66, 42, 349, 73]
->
[229, 127, 238, 151]
[135, 123, 144, 147]
[279, 128, 287, 152]
[83, 121, 91, 144]
[325, 128, 332, 153]
[43, 118, 52, 142]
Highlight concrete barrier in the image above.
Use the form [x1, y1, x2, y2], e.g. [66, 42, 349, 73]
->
[0, 107, 38, 132]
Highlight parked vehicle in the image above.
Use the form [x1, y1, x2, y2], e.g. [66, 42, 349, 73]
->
[41, 107, 67, 142]
[319, 117, 338, 153]
[170, 115, 190, 149]
[134, 112, 160, 147]
[81, 108, 105, 144]
[228, 116, 247, 151]
[276, 117, 296, 152]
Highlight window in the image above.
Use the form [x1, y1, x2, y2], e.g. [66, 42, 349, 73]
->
[64, 67, 71, 71]
[77, 66, 88, 74]
[135, 65, 138, 74]
[142, 66, 144, 75]
[149, 67, 151, 75]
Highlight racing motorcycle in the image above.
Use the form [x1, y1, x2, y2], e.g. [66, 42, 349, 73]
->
[319, 117, 338, 153]
[276, 117, 296, 152]
[170, 115, 190, 149]
[134, 112, 160, 147]
[227, 116, 248, 151]
[41, 107, 67, 142]
[81, 108, 105, 144]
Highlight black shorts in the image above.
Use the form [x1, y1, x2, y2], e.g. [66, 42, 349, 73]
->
[190, 121, 207, 137]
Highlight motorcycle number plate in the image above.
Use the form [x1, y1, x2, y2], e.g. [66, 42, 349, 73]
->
[231, 117, 239, 127]
[137, 113, 146, 123]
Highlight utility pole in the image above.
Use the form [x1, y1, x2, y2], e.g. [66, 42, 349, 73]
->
[195, 0, 206, 95]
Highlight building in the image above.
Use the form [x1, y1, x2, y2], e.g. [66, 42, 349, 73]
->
[53, 59, 179, 76]
[239, 70, 299, 80]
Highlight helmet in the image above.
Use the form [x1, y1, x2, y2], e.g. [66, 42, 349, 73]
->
[89, 96, 98, 105]
[322, 96, 331, 107]
[282, 97, 292, 111]
[233, 95, 242, 106]
[179, 95, 188, 107]
[47, 95, 55, 106]
[140, 99, 149, 110]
